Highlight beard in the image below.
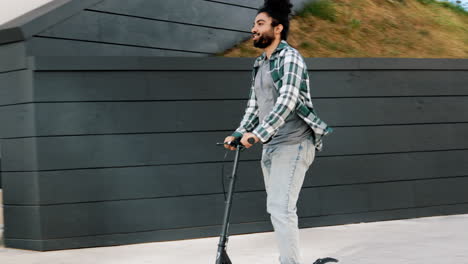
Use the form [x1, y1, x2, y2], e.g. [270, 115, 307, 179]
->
[253, 30, 275, 49]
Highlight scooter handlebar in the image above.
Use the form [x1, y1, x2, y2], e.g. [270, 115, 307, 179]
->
[216, 137, 256, 147]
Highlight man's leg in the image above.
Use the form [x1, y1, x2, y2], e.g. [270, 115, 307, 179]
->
[261, 136, 316, 264]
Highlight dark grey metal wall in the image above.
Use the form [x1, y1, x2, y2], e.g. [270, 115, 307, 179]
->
[0, 0, 310, 56]
[0, 42, 29, 189]
[1, 56, 467, 251]
[1, 0, 307, 188]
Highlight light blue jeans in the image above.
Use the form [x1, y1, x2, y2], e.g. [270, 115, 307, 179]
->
[261, 135, 316, 264]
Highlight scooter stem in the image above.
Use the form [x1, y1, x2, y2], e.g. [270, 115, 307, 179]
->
[215, 146, 241, 264]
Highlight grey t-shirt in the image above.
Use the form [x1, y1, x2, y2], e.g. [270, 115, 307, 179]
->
[255, 57, 312, 146]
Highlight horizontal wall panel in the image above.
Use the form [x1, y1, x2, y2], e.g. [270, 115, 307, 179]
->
[0, 42, 26, 72]
[353, 58, 468, 70]
[3, 96, 468, 138]
[4, 150, 468, 205]
[37, 11, 250, 54]
[209, 0, 263, 8]
[0, 104, 36, 139]
[1, 137, 38, 172]
[30, 57, 468, 71]
[307, 58, 468, 70]
[311, 70, 468, 97]
[89, 0, 256, 32]
[2, 162, 263, 205]
[306, 149, 468, 186]
[3, 101, 246, 138]
[0, 132, 263, 172]
[4, 193, 257, 239]
[28, 70, 468, 103]
[33, 71, 251, 101]
[318, 96, 468, 125]
[26, 37, 208, 57]
[0, 69, 468, 106]
[0, 0, 103, 44]
[3, 123, 468, 171]
[0, 27, 24, 46]
[1, 69, 459, 112]
[0, 70, 34, 106]
[413, 177, 468, 206]
[6, 202, 468, 251]
[2, 171, 40, 205]
[5, 176, 468, 239]
[298, 202, 468, 229]
[3, 205, 41, 239]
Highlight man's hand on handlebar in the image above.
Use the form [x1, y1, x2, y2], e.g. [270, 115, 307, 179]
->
[223, 136, 238, 151]
[223, 133, 260, 150]
[241, 133, 259, 149]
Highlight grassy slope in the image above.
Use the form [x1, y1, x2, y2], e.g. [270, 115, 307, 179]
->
[219, 0, 468, 58]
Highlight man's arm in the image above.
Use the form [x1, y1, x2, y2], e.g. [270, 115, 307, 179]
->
[231, 82, 259, 138]
[251, 50, 305, 142]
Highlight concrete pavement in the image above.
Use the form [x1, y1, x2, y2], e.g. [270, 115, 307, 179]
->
[0, 213, 467, 264]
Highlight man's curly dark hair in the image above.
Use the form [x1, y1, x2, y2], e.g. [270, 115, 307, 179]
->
[257, 0, 293, 40]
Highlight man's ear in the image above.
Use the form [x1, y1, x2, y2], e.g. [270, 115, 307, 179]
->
[275, 24, 284, 36]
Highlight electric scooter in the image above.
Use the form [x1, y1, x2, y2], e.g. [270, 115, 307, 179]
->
[214, 137, 339, 264]
[215, 137, 254, 264]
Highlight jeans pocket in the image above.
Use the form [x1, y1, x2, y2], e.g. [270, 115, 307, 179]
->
[307, 139, 316, 166]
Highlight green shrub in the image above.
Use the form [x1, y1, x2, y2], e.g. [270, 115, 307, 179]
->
[350, 18, 362, 29]
[416, 0, 468, 15]
[297, 0, 338, 22]
[439, 1, 468, 15]
[299, 41, 315, 49]
[416, 0, 437, 4]
[418, 29, 430, 36]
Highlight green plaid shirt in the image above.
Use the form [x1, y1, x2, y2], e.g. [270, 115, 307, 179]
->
[232, 40, 333, 152]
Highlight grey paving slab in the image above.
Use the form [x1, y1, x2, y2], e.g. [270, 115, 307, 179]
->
[0, 214, 467, 264]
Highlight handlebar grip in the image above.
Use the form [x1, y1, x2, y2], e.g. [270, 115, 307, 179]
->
[230, 137, 242, 147]
[217, 137, 256, 148]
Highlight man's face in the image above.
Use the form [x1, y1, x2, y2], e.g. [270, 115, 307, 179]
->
[251, 12, 277, 49]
